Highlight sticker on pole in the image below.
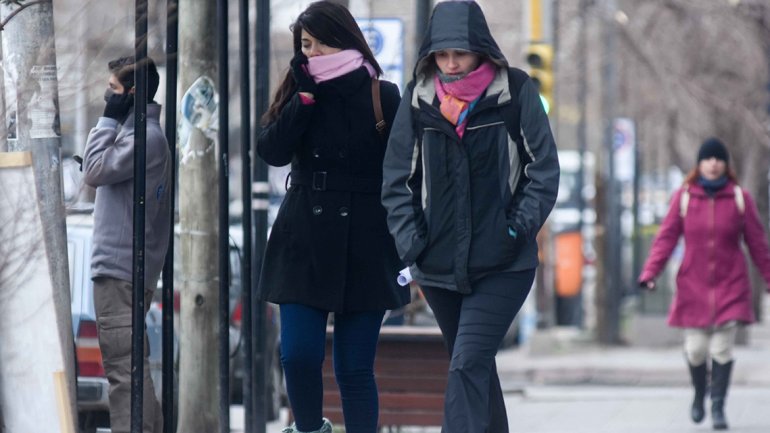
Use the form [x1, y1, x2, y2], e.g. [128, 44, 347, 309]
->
[179, 76, 219, 142]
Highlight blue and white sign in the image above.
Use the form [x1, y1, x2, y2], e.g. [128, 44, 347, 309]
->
[613, 117, 636, 183]
[356, 18, 404, 91]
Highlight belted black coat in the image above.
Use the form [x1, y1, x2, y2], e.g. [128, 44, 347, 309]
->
[256, 67, 408, 313]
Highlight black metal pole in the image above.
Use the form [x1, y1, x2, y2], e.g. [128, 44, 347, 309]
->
[253, 0, 270, 430]
[217, 0, 231, 430]
[131, 1, 149, 432]
[415, 0, 431, 53]
[238, 0, 254, 430]
[162, 1, 178, 432]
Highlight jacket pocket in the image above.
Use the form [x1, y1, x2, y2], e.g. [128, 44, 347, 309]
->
[468, 207, 518, 273]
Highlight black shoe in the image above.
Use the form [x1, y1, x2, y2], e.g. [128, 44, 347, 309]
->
[688, 362, 707, 423]
[711, 360, 733, 430]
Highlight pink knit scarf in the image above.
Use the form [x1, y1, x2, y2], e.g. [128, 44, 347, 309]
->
[434, 61, 497, 138]
[307, 49, 375, 84]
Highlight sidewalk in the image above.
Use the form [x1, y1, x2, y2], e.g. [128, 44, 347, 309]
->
[497, 314, 770, 391]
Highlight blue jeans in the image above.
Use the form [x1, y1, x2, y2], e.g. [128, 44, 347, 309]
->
[280, 304, 385, 432]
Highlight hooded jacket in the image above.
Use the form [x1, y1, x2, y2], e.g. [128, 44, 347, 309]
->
[639, 182, 770, 327]
[381, 1, 560, 293]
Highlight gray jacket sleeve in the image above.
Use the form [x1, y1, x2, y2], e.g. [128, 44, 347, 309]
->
[381, 85, 427, 265]
[510, 78, 560, 238]
[82, 117, 134, 187]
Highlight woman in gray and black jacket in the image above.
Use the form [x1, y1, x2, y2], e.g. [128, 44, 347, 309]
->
[381, 1, 559, 432]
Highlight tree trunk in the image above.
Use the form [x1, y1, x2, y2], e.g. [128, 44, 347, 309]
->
[176, 0, 220, 431]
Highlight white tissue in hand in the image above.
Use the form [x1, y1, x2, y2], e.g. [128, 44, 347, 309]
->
[397, 267, 413, 286]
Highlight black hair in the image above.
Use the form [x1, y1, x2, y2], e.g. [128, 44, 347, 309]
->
[262, 1, 382, 125]
[107, 56, 160, 102]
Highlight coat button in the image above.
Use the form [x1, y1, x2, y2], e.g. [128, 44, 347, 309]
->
[313, 205, 323, 215]
[312, 149, 321, 158]
[339, 207, 349, 217]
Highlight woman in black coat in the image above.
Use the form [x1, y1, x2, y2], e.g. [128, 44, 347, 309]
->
[256, 2, 406, 432]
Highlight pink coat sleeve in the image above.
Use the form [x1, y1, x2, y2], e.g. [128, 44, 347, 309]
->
[741, 191, 770, 290]
[638, 189, 684, 283]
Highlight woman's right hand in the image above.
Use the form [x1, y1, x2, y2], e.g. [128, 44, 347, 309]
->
[639, 280, 656, 291]
[290, 51, 317, 96]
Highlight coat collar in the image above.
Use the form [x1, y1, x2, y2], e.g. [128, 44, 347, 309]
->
[686, 180, 737, 198]
[122, 103, 162, 128]
[315, 66, 370, 98]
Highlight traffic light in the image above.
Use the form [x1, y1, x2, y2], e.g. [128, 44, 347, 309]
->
[526, 43, 554, 114]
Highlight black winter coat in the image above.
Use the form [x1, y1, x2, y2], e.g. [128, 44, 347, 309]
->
[256, 67, 408, 313]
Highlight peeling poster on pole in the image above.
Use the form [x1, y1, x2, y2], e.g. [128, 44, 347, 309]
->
[28, 65, 61, 139]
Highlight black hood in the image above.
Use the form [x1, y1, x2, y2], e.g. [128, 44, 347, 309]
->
[414, 1, 508, 79]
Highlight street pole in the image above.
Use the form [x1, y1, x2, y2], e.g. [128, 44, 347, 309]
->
[162, 1, 178, 432]
[253, 0, 270, 430]
[599, 0, 621, 345]
[0, 1, 76, 431]
[177, 0, 219, 430]
[216, 0, 231, 431]
[415, 0, 432, 52]
[131, 2, 149, 431]
[238, 0, 255, 430]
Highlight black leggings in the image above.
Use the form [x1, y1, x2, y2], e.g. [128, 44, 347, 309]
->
[422, 269, 535, 433]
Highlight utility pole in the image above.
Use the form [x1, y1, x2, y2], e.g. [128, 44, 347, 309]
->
[0, 1, 76, 432]
[415, 0, 432, 52]
[596, 0, 622, 345]
[176, 0, 220, 431]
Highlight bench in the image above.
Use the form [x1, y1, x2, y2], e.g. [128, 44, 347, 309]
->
[289, 325, 449, 430]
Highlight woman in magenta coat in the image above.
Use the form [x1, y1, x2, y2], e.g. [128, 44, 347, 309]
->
[638, 137, 770, 431]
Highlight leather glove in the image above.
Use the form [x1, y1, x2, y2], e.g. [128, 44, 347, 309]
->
[103, 89, 134, 122]
[290, 52, 317, 94]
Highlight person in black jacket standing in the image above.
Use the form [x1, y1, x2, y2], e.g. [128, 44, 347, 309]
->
[382, 1, 560, 432]
[256, 2, 407, 432]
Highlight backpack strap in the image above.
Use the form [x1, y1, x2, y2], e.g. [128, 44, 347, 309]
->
[680, 185, 690, 218]
[734, 185, 745, 214]
[500, 68, 529, 148]
[371, 78, 386, 139]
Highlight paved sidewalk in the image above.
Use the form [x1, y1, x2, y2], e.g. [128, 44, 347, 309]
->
[497, 308, 770, 391]
[235, 306, 770, 432]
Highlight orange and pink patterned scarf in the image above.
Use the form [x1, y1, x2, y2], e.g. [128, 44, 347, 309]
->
[434, 61, 497, 138]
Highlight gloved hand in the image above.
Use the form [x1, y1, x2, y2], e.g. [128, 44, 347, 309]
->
[639, 280, 656, 291]
[103, 89, 134, 122]
[290, 51, 317, 95]
[507, 223, 528, 254]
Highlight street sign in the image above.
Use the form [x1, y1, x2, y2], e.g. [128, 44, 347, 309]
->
[356, 18, 405, 91]
[613, 117, 636, 183]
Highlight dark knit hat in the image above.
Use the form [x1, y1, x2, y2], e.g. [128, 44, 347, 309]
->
[697, 137, 729, 164]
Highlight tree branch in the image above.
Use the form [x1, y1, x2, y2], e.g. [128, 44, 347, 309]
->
[0, 0, 50, 32]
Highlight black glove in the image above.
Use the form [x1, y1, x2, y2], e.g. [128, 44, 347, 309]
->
[103, 89, 134, 122]
[290, 52, 317, 94]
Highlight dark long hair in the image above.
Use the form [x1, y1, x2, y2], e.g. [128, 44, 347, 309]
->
[261, 0, 383, 125]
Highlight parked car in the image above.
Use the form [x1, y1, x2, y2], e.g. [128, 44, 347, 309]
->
[68, 211, 284, 433]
